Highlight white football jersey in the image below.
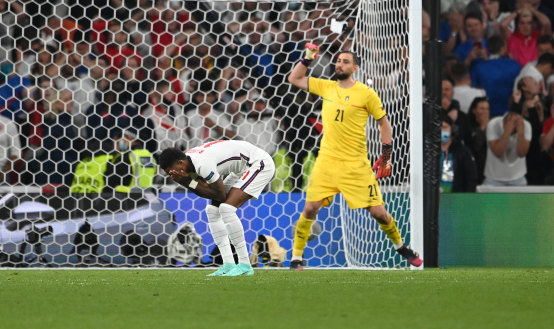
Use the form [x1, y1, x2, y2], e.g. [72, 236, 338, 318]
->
[185, 140, 271, 184]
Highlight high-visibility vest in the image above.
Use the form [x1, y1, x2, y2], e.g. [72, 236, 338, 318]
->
[115, 149, 157, 193]
[271, 148, 293, 193]
[70, 155, 113, 193]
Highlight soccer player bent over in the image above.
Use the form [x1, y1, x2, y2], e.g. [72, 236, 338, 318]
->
[159, 140, 276, 276]
[287, 43, 422, 269]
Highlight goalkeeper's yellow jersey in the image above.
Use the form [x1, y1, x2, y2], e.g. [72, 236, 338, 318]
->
[308, 77, 386, 161]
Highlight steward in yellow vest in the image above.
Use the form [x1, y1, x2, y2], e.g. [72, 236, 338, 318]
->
[71, 128, 157, 194]
[70, 154, 113, 193]
[104, 129, 157, 193]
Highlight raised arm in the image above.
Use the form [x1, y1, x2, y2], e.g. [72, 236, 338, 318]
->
[489, 114, 517, 158]
[540, 123, 554, 151]
[288, 62, 310, 91]
[287, 43, 319, 91]
[514, 116, 530, 157]
[529, 6, 552, 36]
[499, 11, 517, 39]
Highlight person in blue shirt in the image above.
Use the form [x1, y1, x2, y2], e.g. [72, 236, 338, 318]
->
[454, 11, 488, 67]
[0, 65, 32, 123]
[472, 35, 522, 118]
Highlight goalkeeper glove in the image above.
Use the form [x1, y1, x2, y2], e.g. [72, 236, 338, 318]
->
[373, 143, 392, 179]
[301, 42, 319, 66]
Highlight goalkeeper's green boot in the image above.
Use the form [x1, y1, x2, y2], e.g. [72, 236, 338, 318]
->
[207, 263, 237, 277]
[223, 263, 254, 276]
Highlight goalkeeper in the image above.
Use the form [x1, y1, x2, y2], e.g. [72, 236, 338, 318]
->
[287, 44, 422, 269]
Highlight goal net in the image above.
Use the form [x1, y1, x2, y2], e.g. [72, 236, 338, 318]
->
[0, 0, 422, 268]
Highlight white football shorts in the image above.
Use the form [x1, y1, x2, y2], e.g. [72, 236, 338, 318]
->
[223, 156, 275, 199]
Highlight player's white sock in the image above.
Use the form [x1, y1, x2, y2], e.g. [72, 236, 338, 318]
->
[205, 204, 235, 264]
[219, 203, 250, 264]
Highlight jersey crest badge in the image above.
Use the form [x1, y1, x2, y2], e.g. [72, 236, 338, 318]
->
[345, 96, 349, 101]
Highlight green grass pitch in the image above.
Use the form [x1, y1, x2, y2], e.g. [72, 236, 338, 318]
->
[0, 268, 552, 329]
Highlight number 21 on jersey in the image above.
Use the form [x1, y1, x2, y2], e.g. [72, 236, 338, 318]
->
[335, 108, 344, 122]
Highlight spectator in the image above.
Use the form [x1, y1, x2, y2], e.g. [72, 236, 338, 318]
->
[184, 90, 233, 150]
[119, 55, 149, 110]
[513, 53, 554, 93]
[42, 16, 82, 52]
[218, 66, 255, 105]
[21, 75, 52, 152]
[468, 97, 491, 184]
[441, 1, 472, 15]
[439, 113, 478, 192]
[0, 53, 32, 123]
[25, 89, 83, 186]
[142, 80, 187, 153]
[454, 11, 488, 67]
[442, 77, 473, 146]
[0, 0, 19, 67]
[540, 96, 554, 184]
[235, 94, 281, 157]
[30, 44, 53, 79]
[528, 0, 554, 29]
[483, 112, 531, 186]
[472, 35, 521, 117]
[173, 53, 201, 104]
[441, 2, 466, 55]
[235, 18, 277, 90]
[104, 128, 157, 193]
[535, 34, 554, 61]
[451, 61, 486, 114]
[496, 0, 528, 33]
[422, 10, 431, 53]
[55, 64, 95, 138]
[481, 0, 502, 38]
[86, 78, 155, 155]
[149, 6, 192, 57]
[512, 77, 546, 185]
[92, 20, 141, 72]
[502, 7, 552, 66]
[0, 114, 21, 184]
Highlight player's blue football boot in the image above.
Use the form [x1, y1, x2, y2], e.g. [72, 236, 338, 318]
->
[223, 263, 254, 276]
[207, 263, 237, 277]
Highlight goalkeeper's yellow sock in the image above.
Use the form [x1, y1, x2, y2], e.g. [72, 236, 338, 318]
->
[292, 214, 315, 261]
[378, 216, 404, 249]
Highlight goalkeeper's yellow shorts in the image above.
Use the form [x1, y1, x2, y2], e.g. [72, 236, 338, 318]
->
[305, 154, 385, 209]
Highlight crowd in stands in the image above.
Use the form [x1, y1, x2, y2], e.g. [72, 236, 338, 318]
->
[0, 0, 553, 192]
[431, 0, 554, 190]
[0, 0, 344, 190]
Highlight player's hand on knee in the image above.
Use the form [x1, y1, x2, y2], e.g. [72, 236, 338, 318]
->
[373, 144, 392, 179]
[304, 42, 319, 60]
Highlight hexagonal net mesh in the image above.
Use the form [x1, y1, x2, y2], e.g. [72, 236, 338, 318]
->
[0, 0, 417, 268]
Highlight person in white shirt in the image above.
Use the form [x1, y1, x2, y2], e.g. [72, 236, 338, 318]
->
[159, 140, 275, 277]
[0, 115, 21, 184]
[184, 90, 235, 150]
[142, 80, 188, 153]
[512, 53, 554, 93]
[234, 94, 280, 156]
[451, 61, 486, 114]
[483, 112, 531, 186]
